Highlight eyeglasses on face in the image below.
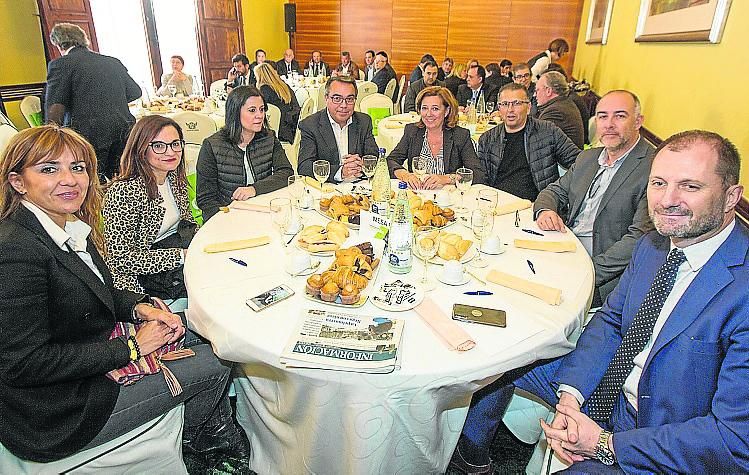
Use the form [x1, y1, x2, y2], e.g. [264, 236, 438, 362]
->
[328, 94, 356, 105]
[498, 100, 530, 109]
[148, 139, 185, 154]
[514, 73, 531, 80]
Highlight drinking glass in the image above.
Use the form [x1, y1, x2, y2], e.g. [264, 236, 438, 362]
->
[270, 198, 292, 248]
[485, 102, 495, 114]
[477, 188, 498, 213]
[313, 160, 330, 197]
[412, 156, 428, 187]
[167, 84, 177, 98]
[470, 210, 493, 268]
[287, 174, 306, 209]
[455, 167, 473, 213]
[362, 154, 378, 185]
[414, 226, 437, 291]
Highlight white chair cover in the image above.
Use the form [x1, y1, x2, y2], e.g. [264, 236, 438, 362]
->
[171, 111, 218, 145]
[355, 81, 378, 111]
[0, 404, 186, 475]
[19, 96, 41, 127]
[359, 93, 393, 116]
[298, 97, 315, 122]
[316, 83, 327, 112]
[266, 103, 281, 136]
[209, 79, 227, 98]
[0, 110, 15, 127]
[0, 124, 18, 156]
[282, 128, 301, 172]
[384, 78, 397, 101]
[397, 74, 406, 104]
[294, 87, 309, 107]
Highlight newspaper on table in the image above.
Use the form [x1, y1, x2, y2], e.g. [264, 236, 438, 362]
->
[280, 308, 405, 373]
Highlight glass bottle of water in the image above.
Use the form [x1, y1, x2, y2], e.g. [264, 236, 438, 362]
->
[371, 148, 391, 217]
[477, 91, 486, 115]
[387, 181, 413, 274]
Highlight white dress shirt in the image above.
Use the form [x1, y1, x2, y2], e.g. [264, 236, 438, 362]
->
[559, 220, 736, 410]
[327, 109, 352, 182]
[22, 200, 104, 283]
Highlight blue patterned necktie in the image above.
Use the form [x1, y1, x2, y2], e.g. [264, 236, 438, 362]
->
[586, 248, 687, 421]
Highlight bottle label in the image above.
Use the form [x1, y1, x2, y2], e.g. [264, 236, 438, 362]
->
[371, 201, 390, 217]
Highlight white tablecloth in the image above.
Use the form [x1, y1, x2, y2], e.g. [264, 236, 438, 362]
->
[130, 104, 225, 129]
[184, 183, 594, 475]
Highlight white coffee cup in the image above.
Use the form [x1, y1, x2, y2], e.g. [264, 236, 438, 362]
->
[482, 235, 502, 254]
[442, 260, 464, 283]
[436, 189, 451, 207]
[287, 252, 311, 274]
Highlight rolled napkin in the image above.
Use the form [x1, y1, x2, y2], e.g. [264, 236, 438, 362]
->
[495, 199, 532, 216]
[304, 176, 335, 193]
[229, 201, 271, 213]
[414, 297, 476, 351]
[514, 239, 577, 253]
[486, 269, 562, 305]
[203, 235, 270, 253]
[382, 121, 407, 129]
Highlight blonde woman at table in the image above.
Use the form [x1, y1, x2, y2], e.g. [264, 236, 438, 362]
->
[254, 62, 300, 143]
[103, 115, 196, 298]
[156, 55, 194, 97]
[387, 86, 485, 190]
[197, 85, 293, 221]
[0, 125, 248, 469]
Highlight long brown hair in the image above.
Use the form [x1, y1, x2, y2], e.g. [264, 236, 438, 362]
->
[415, 86, 459, 129]
[0, 125, 104, 251]
[116, 115, 186, 201]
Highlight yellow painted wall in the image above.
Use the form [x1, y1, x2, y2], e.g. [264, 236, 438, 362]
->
[0, 0, 48, 129]
[573, 0, 749, 187]
[241, 0, 289, 61]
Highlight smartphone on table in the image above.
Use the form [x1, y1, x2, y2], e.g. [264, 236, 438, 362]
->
[452, 304, 506, 327]
[246, 284, 295, 312]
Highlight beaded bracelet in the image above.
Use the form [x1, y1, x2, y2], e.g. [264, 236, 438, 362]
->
[127, 336, 141, 362]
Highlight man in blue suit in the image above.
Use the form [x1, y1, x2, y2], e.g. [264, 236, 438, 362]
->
[450, 130, 749, 474]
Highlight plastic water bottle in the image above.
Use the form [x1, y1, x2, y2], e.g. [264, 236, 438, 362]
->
[387, 181, 413, 274]
[371, 148, 391, 217]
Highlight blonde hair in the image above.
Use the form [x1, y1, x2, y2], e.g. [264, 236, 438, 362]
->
[452, 63, 466, 78]
[0, 125, 104, 252]
[254, 63, 292, 104]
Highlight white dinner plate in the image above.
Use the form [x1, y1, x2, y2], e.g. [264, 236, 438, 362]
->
[417, 245, 477, 266]
[370, 280, 424, 312]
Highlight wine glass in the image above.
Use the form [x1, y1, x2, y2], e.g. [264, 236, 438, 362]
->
[470, 210, 493, 268]
[270, 198, 292, 249]
[414, 226, 437, 291]
[167, 84, 177, 98]
[477, 189, 498, 214]
[485, 102, 495, 115]
[362, 155, 378, 186]
[313, 160, 330, 197]
[288, 174, 305, 209]
[412, 156, 428, 188]
[455, 167, 473, 213]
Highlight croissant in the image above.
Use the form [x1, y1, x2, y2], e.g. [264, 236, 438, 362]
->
[456, 239, 472, 257]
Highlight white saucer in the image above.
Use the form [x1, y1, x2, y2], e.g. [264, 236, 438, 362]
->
[285, 265, 316, 276]
[480, 246, 506, 255]
[437, 274, 470, 286]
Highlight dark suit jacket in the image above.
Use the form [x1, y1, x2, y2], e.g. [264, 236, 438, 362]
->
[259, 84, 301, 143]
[484, 74, 512, 95]
[557, 223, 749, 474]
[537, 95, 585, 149]
[444, 75, 466, 99]
[456, 84, 498, 108]
[335, 61, 360, 78]
[0, 206, 141, 462]
[297, 110, 379, 182]
[276, 59, 301, 76]
[306, 61, 330, 77]
[403, 79, 445, 113]
[386, 123, 486, 184]
[372, 65, 397, 101]
[45, 46, 141, 150]
[533, 138, 654, 300]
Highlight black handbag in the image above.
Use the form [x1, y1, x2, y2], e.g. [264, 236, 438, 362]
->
[138, 220, 197, 300]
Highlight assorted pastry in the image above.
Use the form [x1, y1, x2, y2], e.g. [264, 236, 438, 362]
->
[418, 230, 473, 261]
[177, 97, 206, 111]
[305, 243, 380, 305]
[410, 198, 455, 227]
[297, 221, 350, 252]
[319, 194, 370, 225]
[318, 191, 455, 228]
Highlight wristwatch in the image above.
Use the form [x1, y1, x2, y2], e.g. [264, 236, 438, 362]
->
[595, 430, 615, 466]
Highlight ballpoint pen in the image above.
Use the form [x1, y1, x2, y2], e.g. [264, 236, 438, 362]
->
[514, 210, 520, 227]
[522, 228, 544, 236]
[229, 257, 247, 267]
[464, 290, 494, 296]
[526, 259, 536, 274]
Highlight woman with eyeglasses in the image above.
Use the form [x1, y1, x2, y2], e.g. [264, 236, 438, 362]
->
[102, 115, 196, 298]
[254, 62, 300, 143]
[387, 86, 485, 189]
[197, 85, 293, 221]
[0, 125, 248, 469]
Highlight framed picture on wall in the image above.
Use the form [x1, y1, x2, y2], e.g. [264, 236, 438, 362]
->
[635, 0, 732, 43]
[585, 0, 614, 44]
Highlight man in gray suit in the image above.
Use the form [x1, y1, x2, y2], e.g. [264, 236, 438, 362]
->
[534, 90, 654, 305]
[403, 60, 443, 113]
[297, 76, 379, 183]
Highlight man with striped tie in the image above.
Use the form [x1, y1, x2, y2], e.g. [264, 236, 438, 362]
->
[450, 130, 749, 474]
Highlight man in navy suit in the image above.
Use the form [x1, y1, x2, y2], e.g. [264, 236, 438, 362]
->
[450, 130, 749, 474]
[45, 23, 141, 180]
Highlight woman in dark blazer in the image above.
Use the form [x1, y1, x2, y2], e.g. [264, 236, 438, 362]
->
[197, 85, 293, 221]
[103, 115, 196, 295]
[0, 126, 247, 468]
[387, 86, 486, 189]
[254, 62, 301, 143]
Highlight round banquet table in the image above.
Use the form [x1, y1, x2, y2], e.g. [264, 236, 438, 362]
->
[376, 113, 497, 154]
[129, 103, 225, 129]
[184, 182, 594, 475]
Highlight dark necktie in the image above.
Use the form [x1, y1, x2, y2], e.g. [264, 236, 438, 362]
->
[586, 248, 687, 421]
